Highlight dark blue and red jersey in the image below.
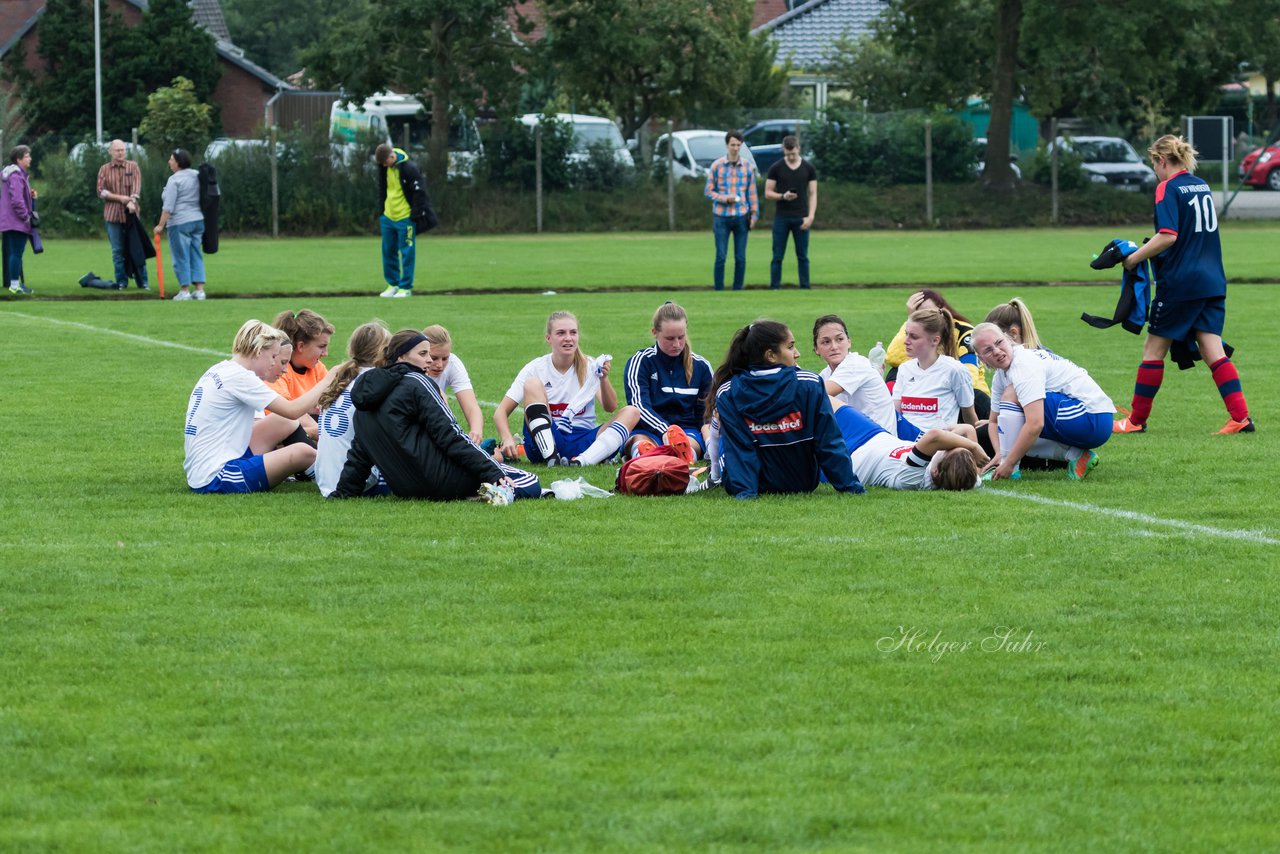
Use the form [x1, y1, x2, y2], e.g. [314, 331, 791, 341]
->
[1152, 170, 1226, 301]
[715, 365, 862, 499]
[624, 346, 714, 433]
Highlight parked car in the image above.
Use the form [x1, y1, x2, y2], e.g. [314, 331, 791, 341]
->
[974, 137, 1022, 179]
[1238, 142, 1280, 190]
[204, 137, 285, 160]
[519, 113, 634, 168]
[1054, 135, 1156, 192]
[741, 119, 811, 172]
[652, 130, 757, 180]
[69, 141, 147, 162]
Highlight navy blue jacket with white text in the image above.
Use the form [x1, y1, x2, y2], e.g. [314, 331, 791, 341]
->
[715, 365, 863, 499]
[624, 346, 714, 433]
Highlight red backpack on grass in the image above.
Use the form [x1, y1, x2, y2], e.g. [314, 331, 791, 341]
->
[615, 446, 690, 496]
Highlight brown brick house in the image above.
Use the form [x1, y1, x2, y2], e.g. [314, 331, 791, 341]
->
[0, 0, 292, 137]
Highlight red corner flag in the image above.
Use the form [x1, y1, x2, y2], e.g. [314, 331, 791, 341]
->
[153, 233, 165, 299]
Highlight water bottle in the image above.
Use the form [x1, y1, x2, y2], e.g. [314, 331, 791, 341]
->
[868, 341, 887, 373]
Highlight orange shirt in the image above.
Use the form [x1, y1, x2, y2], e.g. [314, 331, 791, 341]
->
[268, 361, 328, 403]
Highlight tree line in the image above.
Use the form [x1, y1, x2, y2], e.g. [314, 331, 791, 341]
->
[9, 0, 1280, 196]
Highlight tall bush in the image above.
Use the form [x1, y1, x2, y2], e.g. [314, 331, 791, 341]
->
[809, 111, 977, 184]
[479, 116, 578, 191]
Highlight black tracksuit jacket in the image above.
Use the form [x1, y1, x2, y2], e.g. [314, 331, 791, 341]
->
[332, 363, 503, 500]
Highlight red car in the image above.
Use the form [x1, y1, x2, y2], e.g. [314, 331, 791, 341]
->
[1239, 144, 1280, 190]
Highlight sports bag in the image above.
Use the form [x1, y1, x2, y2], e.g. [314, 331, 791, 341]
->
[615, 446, 690, 496]
[198, 162, 220, 254]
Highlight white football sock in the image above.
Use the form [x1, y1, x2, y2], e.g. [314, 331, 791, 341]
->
[577, 421, 629, 465]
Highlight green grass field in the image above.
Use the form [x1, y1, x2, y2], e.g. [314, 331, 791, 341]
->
[2, 237, 1278, 850]
[10, 224, 1280, 297]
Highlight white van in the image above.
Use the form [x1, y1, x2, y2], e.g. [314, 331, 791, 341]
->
[518, 113, 634, 168]
[653, 130, 757, 180]
[331, 92, 482, 179]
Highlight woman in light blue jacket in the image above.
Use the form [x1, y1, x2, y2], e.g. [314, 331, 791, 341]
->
[154, 148, 205, 300]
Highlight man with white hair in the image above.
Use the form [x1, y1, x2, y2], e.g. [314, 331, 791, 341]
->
[96, 139, 148, 290]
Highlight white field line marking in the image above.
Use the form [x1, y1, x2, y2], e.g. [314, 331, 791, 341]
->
[986, 488, 1279, 546]
[0, 311, 515, 409]
[3, 310, 229, 356]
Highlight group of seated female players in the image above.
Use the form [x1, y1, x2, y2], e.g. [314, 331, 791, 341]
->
[182, 290, 1115, 503]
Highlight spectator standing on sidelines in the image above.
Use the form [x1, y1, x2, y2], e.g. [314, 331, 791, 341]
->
[374, 144, 431, 299]
[764, 136, 817, 289]
[1, 145, 37, 294]
[704, 131, 758, 291]
[97, 140, 148, 290]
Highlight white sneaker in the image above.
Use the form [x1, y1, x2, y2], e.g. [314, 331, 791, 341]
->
[391, 288, 412, 298]
[173, 289, 193, 301]
[193, 289, 206, 300]
[478, 482, 515, 506]
[379, 286, 399, 298]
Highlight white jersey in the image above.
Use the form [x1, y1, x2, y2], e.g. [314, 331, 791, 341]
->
[315, 368, 382, 497]
[991, 348, 1115, 414]
[503, 353, 601, 429]
[430, 355, 473, 396]
[183, 360, 279, 489]
[821, 353, 895, 434]
[849, 432, 937, 491]
[893, 355, 974, 431]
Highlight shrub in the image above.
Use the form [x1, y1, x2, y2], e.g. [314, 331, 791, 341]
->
[809, 111, 977, 184]
[479, 116, 578, 191]
[575, 139, 636, 191]
[1025, 143, 1090, 190]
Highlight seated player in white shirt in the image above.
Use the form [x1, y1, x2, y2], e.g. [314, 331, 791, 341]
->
[893, 307, 979, 435]
[972, 323, 1115, 482]
[315, 321, 392, 498]
[422, 324, 486, 445]
[493, 311, 642, 466]
[183, 320, 334, 494]
[811, 313, 907, 437]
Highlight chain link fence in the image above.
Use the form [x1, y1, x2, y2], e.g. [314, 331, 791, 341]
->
[12, 107, 1220, 237]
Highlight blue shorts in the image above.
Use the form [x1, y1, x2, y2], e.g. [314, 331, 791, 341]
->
[192, 449, 270, 494]
[1040, 392, 1112, 451]
[630, 426, 704, 458]
[834, 406, 886, 456]
[523, 423, 598, 463]
[895, 413, 923, 442]
[1149, 295, 1225, 340]
[499, 462, 543, 500]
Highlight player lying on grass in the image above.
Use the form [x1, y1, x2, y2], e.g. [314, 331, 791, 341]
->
[315, 321, 391, 498]
[331, 329, 540, 505]
[184, 320, 334, 494]
[494, 311, 642, 467]
[830, 400, 985, 491]
[623, 301, 714, 464]
[813, 313, 912, 439]
[972, 322, 1114, 482]
[711, 319, 863, 499]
